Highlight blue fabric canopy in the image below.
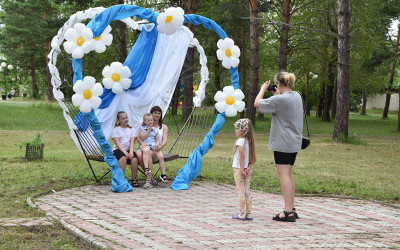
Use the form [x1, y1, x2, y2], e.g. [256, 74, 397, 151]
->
[98, 26, 158, 109]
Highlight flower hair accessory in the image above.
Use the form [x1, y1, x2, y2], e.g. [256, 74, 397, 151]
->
[234, 118, 250, 133]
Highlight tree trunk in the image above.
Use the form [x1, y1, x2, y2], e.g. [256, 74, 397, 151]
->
[316, 83, 325, 118]
[30, 55, 39, 99]
[398, 92, 400, 131]
[361, 88, 367, 115]
[247, 0, 259, 124]
[45, 41, 53, 101]
[333, 0, 351, 140]
[322, 60, 335, 122]
[278, 0, 291, 71]
[331, 81, 337, 118]
[240, 23, 247, 119]
[383, 25, 400, 119]
[305, 73, 311, 116]
[182, 0, 195, 121]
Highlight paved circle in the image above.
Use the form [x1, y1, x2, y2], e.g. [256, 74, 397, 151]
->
[35, 182, 400, 249]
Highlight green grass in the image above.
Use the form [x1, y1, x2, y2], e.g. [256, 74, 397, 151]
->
[0, 100, 399, 248]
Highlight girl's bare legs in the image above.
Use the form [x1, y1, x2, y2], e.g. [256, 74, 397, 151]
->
[142, 146, 151, 181]
[276, 164, 295, 218]
[119, 157, 127, 172]
[154, 151, 165, 175]
[135, 151, 146, 172]
[244, 172, 252, 215]
[233, 169, 246, 215]
[130, 158, 138, 180]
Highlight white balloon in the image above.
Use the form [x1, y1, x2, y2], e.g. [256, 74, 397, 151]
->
[225, 105, 237, 117]
[233, 100, 245, 112]
[232, 89, 245, 101]
[102, 66, 112, 78]
[214, 91, 227, 102]
[102, 78, 113, 89]
[72, 47, 84, 59]
[63, 41, 75, 54]
[119, 66, 132, 78]
[73, 79, 85, 94]
[215, 102, 227, 113]
[112, 83, 123, 94]
[89, 96, 102, 109]
[65, 28, 78, 41]
[72, 93, 84, 106]
[80, 100, 92, 113]
[92, 83, 104, 96]
[223, 86, 235, 96]
[111, 62, 123, 72]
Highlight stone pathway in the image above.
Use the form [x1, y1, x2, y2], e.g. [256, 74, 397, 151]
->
[34, 182, 400, 249]
[0, 217, 53, 227]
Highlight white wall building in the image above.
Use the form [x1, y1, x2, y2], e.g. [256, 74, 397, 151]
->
[366, 94, 399, 111]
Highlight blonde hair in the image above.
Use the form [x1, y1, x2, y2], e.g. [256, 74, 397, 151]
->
[234, 121, 256, 165]
[274, 71, 296, 88]
[141, 113, 153, 126]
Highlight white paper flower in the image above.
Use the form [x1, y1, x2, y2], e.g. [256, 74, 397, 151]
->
[216, 38, 240, 69]
[72, 76, 103, 113]
[63, 23, 94, 59]
[91, 25, 113, 53]
[156, 7, 184, 35]
[102, 62, 132, 94]
[214, 86, 245, 117]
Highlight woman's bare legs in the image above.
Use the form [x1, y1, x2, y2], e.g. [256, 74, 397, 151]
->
[276, 164, 295, 218]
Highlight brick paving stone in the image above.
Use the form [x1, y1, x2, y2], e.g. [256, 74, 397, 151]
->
[34, 181, 400, 249]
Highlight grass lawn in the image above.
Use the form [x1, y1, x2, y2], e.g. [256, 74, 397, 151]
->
[0, 99, 399, 248]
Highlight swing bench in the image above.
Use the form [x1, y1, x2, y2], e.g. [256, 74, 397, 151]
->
[63, 99, 216, 182]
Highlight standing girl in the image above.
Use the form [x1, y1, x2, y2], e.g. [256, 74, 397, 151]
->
[112, 111, 139, 187]
[232, 118, 256, 221]
[137, 113, 165, 189]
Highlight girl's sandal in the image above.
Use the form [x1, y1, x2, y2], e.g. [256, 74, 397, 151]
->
[152, 179, 158, 186]
[143, 180, 153, 189]
[159, 174, 168, 182]
[131, 179, 139, 187]
[272, 210, 296, 222]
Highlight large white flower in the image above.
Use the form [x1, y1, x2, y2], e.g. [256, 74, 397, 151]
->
[214, 86, 245, 117]
[91, 25, 113, 53]
[63, 23, 94, 59]
[72, 76, 103, 113]
[216, 38, 240, 69]
[156, 7, 184, 35]
[102, 62, 132, 94]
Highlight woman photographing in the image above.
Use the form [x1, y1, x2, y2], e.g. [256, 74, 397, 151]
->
[254, 71, 303, 222]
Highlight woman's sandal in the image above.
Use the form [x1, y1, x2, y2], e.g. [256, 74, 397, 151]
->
[151, 179, 158, 186]
[272, 210, 296, 222]
[293, 208, 299, 219]
[131, 179, 139, 187]
[143, 180, 153, 189]
[159, 174, 168, 182]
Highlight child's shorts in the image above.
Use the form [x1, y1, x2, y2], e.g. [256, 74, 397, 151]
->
[137, 144, 155, 152]
[113, 149, 138, 161]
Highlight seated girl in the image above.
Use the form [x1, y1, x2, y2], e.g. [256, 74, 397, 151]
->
[112, 111, 139, 187]
[137, 113, 166, 189]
